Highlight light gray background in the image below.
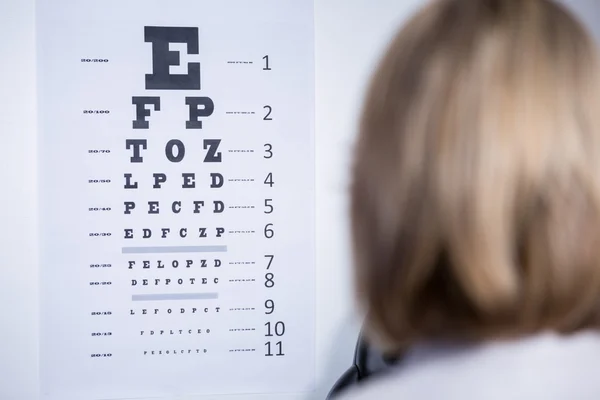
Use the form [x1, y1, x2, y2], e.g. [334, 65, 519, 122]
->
[0, 1, 598, 399]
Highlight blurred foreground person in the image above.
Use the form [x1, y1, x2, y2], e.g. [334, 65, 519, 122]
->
[341, 0, 600, 398]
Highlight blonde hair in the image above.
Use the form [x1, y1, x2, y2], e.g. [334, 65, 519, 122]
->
[351, 0, 600, 352]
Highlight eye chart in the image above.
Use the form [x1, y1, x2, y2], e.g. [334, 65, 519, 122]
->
[37, 1, 315, 399]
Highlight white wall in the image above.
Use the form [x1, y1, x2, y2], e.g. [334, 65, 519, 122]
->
[0, 1, 597, 400]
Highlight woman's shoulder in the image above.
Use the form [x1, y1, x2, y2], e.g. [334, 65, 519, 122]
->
[335, 332, 600, 400]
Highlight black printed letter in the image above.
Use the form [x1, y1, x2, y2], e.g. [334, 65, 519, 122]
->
[132, 97, 160, 129]
[144, 26, 200, 90]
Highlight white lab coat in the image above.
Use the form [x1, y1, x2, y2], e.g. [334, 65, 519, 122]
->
[336, 331, 600, 400]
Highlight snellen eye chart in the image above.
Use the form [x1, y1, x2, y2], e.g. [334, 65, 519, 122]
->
[36, 1, 315, 399]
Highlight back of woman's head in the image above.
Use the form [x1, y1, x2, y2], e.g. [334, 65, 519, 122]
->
[351, 0, 600, 352]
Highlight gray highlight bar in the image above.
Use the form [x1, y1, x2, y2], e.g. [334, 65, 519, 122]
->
[132, 293, 219, 301]
[122, 245, 227, 254]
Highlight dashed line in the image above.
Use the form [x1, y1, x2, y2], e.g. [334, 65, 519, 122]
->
[229, 279, 256, 283]
[229, 308, 256, 311]
[225, 111, 255, 115]
[228, 206, 255, 209]
[229, 328, 256, 332]
[228, 230, 255, 234]
[228, 150, 255, 153]
[229, 348, 256, 352]
[228, 261, 256, 265]
[227, 61, 254, 65]
[228, 179, 255, 182]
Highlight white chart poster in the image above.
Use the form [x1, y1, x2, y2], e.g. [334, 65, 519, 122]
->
[37, 1, 315, 399]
